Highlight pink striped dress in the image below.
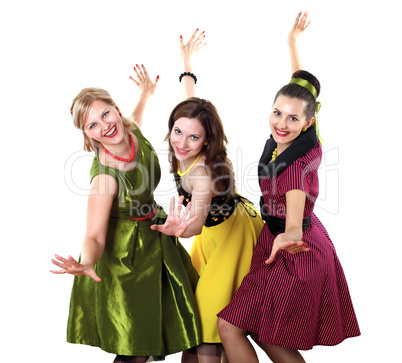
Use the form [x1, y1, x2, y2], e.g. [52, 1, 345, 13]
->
[218, 128, 360, 350]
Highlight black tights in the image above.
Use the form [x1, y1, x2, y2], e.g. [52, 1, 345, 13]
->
[182, 343, 227, 363]
[114, 355, 149, 363]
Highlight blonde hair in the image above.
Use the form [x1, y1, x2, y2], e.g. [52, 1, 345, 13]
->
[70, 87, 132, 152]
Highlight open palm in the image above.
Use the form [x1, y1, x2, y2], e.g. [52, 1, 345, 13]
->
[151, 196, 199, 237]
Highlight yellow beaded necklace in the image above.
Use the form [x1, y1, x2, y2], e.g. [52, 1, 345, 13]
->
[177, 155, 201, 177]
[271, 148, 278, 162]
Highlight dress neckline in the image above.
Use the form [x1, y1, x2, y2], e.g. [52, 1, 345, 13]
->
[96, 128, 140, 173]
[258, 126, 318, 182]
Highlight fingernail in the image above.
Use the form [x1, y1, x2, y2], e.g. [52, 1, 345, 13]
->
[133, 67, 136, 70]
[141, 64, 144, 67]
[157, 75, 160, 79]
[196, 28, 199, 31]
[129, 76, 133, 79]
[180, 35, 182, 39]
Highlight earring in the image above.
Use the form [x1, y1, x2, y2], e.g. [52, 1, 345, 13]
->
[302, 127, 308, 132]
[204, 142, 208, 146]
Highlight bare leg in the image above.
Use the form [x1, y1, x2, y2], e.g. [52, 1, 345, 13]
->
[113, 356, 149, 363]
[250, 334, 305, 363]
[217, 318, 258, 363]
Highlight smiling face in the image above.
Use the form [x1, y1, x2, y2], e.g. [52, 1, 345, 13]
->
[170, 117, 207, 163]
[270, 95, 314, 151]
[83, 99, 125, 147]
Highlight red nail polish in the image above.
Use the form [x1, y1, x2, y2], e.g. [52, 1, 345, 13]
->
[180, 35, 182, 39]
[133, 67, 136, 71]
[157, 75, 160, 79]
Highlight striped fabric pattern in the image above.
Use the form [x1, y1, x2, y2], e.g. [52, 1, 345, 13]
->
[218, 142, 360, 350]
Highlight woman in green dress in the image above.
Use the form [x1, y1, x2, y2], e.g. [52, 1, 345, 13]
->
[51, 66, 202, 363]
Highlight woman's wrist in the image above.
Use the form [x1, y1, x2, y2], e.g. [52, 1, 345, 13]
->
[179, 72, 197, 84]
[287, 36, 297, 45]
[80, 259, 95, 268]
[137, 91, 152, 101]
[183, 59, 193, 71]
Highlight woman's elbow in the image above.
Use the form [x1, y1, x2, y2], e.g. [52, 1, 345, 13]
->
[193, 226, 203, 236]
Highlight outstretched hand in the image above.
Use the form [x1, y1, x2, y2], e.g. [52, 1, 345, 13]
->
[180, 29, 206, 64]
[50, 254, 102, 282]
[288, 11, 311, 42]
[265, 234, 309, 265]
[129, 64, 159, 97]
[150, 196, 199, 237]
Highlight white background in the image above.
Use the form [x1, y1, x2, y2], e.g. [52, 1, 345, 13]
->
[1, 0, 400, 361]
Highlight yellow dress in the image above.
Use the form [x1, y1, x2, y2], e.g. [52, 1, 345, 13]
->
[175, 174, 264, 343]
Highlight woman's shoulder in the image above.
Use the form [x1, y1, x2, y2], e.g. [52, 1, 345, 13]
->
[190, 161, 210, 177]
[295, 141, 322, 170]
[89, 154, 120, 182]
[129, 124, 141, 141]
[180, 161, 213, 196]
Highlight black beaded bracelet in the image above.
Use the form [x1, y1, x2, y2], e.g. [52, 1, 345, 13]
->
[179, 72, 197, 84]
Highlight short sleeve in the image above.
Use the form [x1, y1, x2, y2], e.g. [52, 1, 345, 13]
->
[276, 160, 313, 197]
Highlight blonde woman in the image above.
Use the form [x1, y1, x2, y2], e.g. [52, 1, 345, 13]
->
[51, 66, 201, 363]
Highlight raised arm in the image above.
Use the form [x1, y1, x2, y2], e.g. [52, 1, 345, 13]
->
[287, 11, 311, 75]
[180, 29, 206, 99]
[129, 64, 159, 129]
[51, 175, 117, 282]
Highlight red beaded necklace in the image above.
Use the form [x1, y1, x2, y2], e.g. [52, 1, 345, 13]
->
[102, 134, 135, 162]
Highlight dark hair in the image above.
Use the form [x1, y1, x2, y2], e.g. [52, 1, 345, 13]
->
[274, 70, 320, 120]
[166, 97, 235, 198]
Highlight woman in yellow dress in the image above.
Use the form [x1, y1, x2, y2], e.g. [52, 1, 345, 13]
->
[150, 30, 264, 363]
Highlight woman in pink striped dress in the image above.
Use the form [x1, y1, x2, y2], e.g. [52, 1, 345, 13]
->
[217, 12, 360, 362]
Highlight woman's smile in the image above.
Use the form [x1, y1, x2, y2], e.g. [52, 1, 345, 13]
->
[175, 146, 190, 155]
[274, 128, 291, 137]
[84, 100, 125, 145]
[104, 125, 118, 138]
[170, 117, 207, 161]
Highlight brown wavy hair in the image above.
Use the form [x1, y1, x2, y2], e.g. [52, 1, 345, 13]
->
[70, 87, 132, 152]
[166, 97, 236, 198]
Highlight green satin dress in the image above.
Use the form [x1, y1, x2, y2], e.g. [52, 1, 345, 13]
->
[67, 127, 201, 357]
